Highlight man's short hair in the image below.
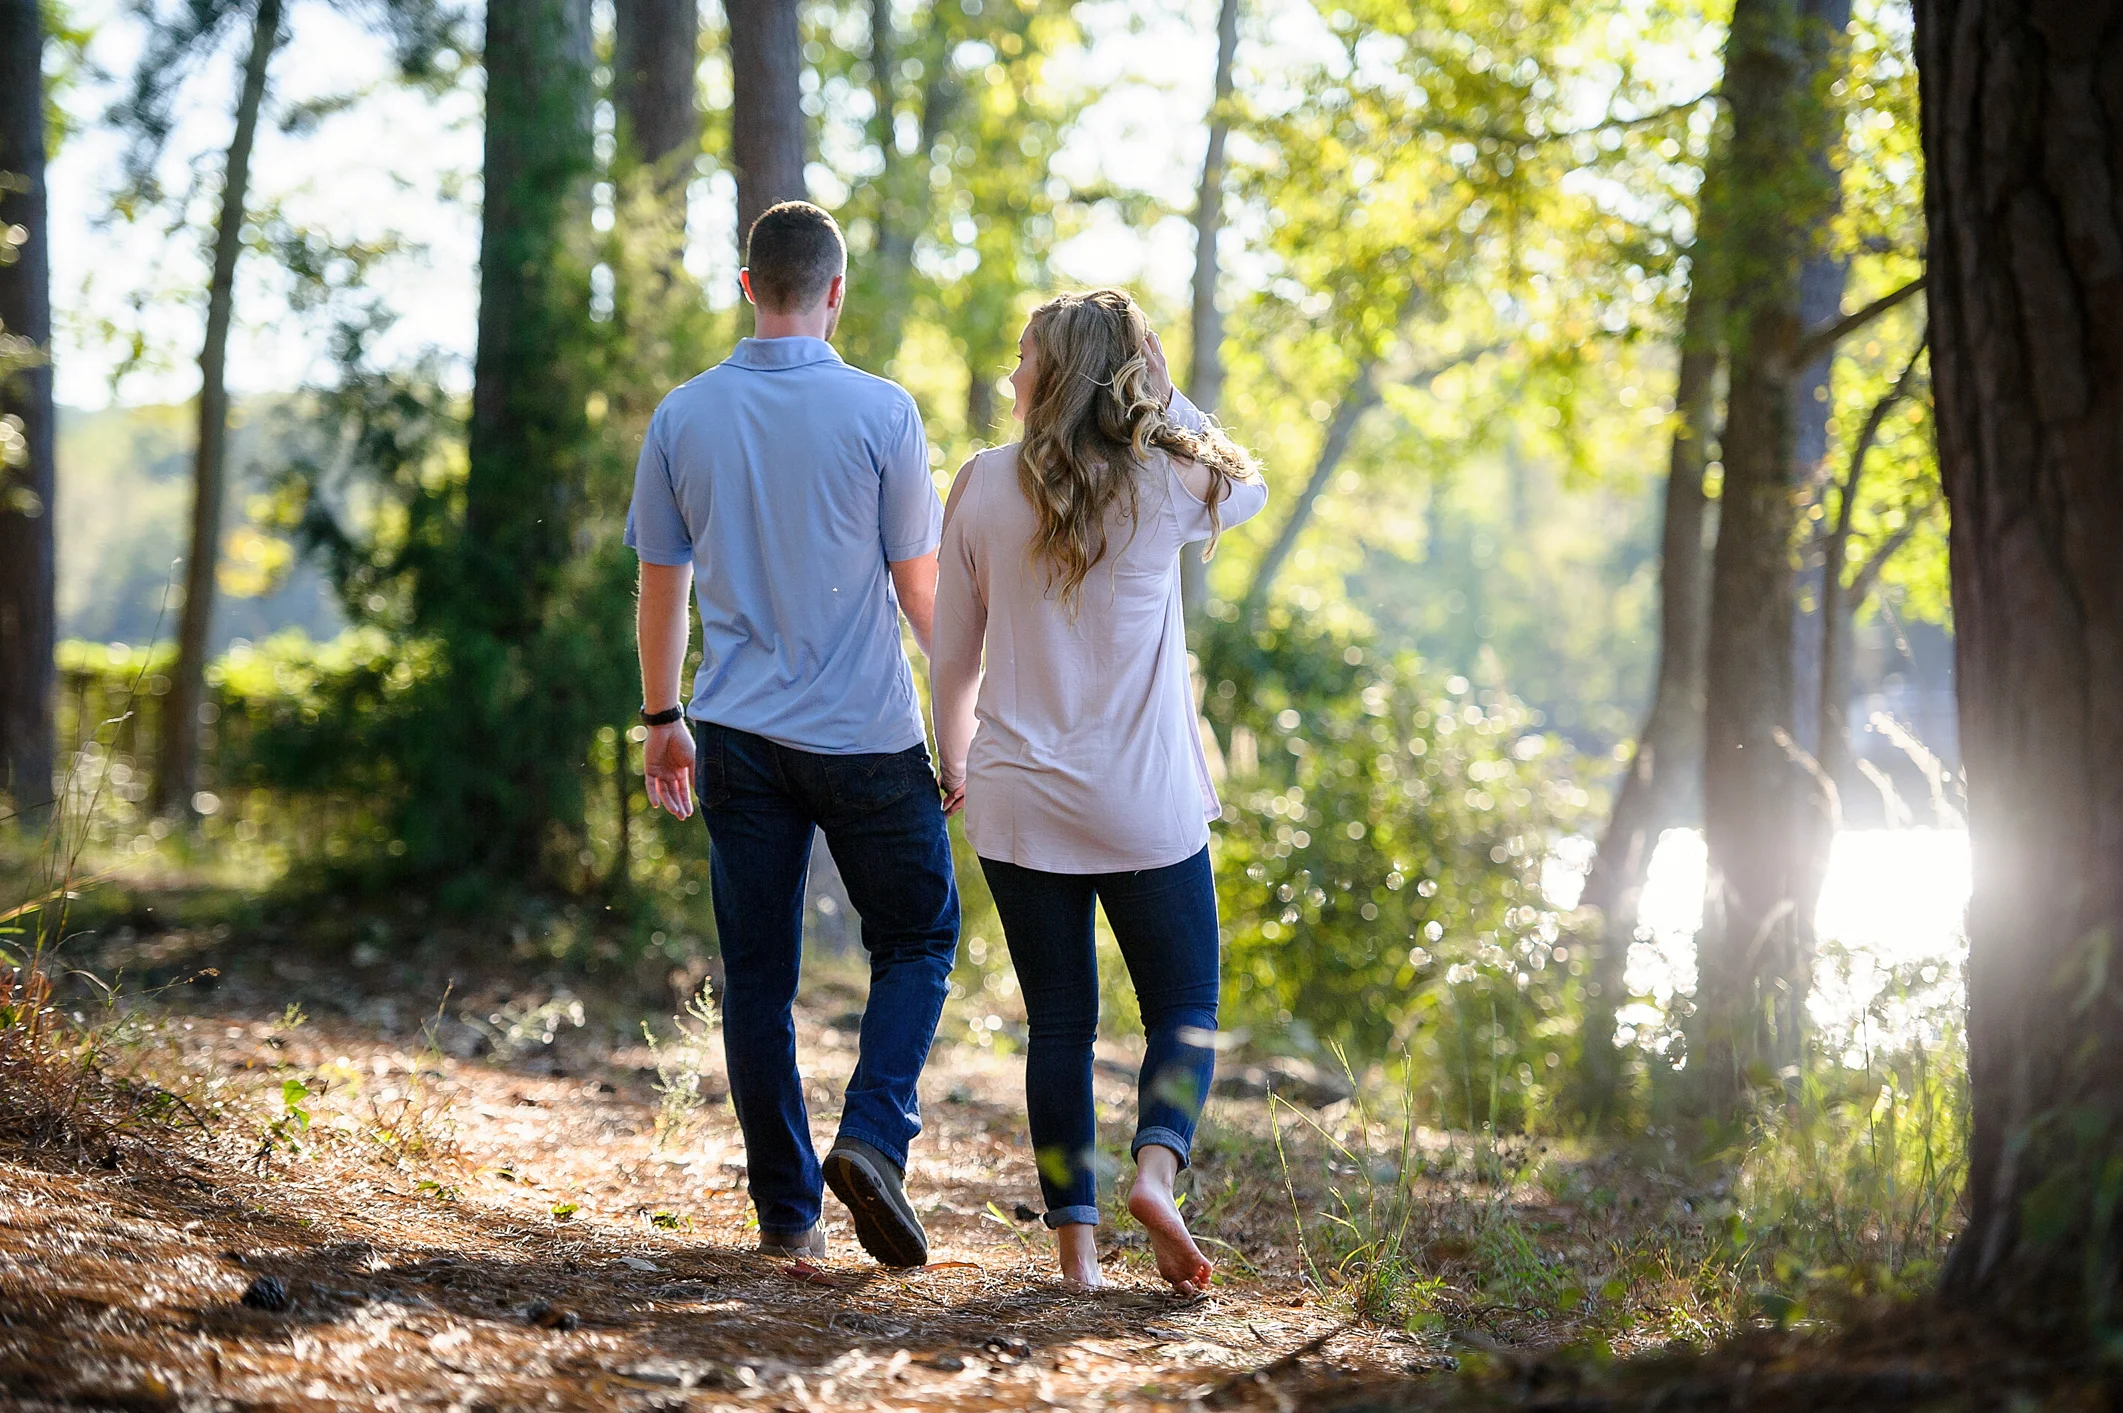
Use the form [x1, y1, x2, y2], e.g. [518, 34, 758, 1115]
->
[744, 202, 846, 313]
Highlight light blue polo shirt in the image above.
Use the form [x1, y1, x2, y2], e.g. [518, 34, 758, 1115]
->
[625, 337, 942, 755]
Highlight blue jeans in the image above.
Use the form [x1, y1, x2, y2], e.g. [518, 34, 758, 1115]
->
[694, 721, 960, 1239]
[977, 847, 1220, 1228]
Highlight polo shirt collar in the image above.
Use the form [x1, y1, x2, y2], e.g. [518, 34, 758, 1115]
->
[727, 336, 843, 371]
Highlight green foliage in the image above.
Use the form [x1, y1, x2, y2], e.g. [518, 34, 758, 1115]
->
[642, 981, 722, 1150]
[1723, 943, 1968, 1316]
[1207, 0, 1722, 753]
[1205, 615, 1590, 1125]
[816, 0, 1088, 446]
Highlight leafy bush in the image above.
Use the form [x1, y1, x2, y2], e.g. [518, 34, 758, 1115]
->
[1206, 616, 1592, 1128]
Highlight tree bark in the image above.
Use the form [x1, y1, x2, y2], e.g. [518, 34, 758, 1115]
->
[1916, 0, 2123, 1325]
[1571, 229, 1722, 1121]
[1181, 0, 1242, 623]
[613, 0, 700, 207]
[1692, 0, 1845, 1116]
[152, 0, 283, 817]
[0, 0, 55, 819]
[967, 365, 997, 440]
[728, 0, 806, 252]
[439, 0, 595, 875]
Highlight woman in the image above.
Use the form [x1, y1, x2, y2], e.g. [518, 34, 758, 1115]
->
[932, 289, 1268, 1293]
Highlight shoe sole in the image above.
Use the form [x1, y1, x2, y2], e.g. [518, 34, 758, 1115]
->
[823, 1148, 928, 1268]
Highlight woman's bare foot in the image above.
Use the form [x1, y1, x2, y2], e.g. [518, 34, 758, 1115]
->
[1128, 1145, 1213, 1296]
[1056, 1221, 1104, 1290]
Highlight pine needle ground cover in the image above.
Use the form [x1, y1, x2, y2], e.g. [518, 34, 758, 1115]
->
[0, 911, 2084, 1412]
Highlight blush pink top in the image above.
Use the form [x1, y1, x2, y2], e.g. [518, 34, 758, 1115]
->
[931, 392, 1270, 873]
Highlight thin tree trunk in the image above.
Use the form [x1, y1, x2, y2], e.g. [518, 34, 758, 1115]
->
[1181, 0, 1242, 623]
[1814, 334, 1924, 834]
[1788, 250, 1849, 758]
[861, 0, 906, 369]
[967, 367, 997, 440]
[1916, 0, 2123, 1323]
[1693, 0, 1845, 1118]
[153, 0, 282, 817]
[728, 0, 806, 251]
[613, 0, 701, 205]
[1571, 233, 1722, 1122]
[1237, 336, 1493, 626]
[0, 0, 55, 819]
[1773, 0, 1852, 1078]
[857, 9, 960, 374]
[1238, 361, 1383, 625]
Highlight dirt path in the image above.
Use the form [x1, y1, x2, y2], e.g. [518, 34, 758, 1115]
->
[0, 945, 1428, 1411]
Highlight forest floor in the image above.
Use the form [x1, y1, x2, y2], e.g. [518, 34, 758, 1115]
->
[0, 895, 2109, 1412]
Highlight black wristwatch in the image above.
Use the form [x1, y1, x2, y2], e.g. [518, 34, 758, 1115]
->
[640, 705, 685, 727]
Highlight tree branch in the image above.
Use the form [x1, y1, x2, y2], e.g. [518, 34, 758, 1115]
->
[1794, 274, 1927, 367]
[1237, 340, 1501, 624]
[1433, 89, 1717, 148]
[1849, 499, 1934, 603]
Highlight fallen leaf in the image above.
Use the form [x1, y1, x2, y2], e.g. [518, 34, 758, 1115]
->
[785, 1260, 849, 1288]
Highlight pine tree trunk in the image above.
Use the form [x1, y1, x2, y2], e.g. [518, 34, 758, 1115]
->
[613, 0, 700, 203]
[1693, 0, 1845, 1117]
[728, 0, 806, 249]
[0, 0, 55, 819]
[1571, 236, 1720, 1120]
[440, 0, 595, 876]
[152, 0, 283, 818]
[1181, 0, 1242, 623]
[1917, 0, 2123, 1325]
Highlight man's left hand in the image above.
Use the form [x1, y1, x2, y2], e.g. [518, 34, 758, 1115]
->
[644, 721, 697, 820]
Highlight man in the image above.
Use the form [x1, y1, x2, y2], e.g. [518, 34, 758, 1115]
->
[627, 201, 957, 1267]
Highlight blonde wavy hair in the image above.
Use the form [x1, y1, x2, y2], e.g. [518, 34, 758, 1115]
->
[1017, 288, 1260, 612]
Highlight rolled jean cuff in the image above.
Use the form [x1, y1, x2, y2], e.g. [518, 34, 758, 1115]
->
[1042, 1204, 1101, 1230]
[1131, 1126, 1193, 1169]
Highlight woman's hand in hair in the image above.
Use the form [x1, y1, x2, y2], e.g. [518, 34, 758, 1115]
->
[1144, 329, 1175, 410]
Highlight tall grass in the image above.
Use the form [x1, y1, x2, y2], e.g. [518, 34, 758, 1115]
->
[0, 627, 212, 1157]
[1725, 941, 1968, 1313]
[1243, 927, 1967, 1345]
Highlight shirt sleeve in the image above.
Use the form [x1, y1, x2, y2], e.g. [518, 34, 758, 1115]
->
[1166, 387, 1212, 434]
[624, 406, 694, 566]
[931, 457, 988, 790]
[1169, 457, 1271, 542]
[880, 396, 944, 562]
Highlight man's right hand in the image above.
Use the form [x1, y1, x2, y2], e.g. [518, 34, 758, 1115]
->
[644, 721, 698, 819]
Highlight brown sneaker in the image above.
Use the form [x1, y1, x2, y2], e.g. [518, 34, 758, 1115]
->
[757, 1226, 826, 1258]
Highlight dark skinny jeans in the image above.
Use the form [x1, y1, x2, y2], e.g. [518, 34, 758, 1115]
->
[978, 846, 1221, 1228]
